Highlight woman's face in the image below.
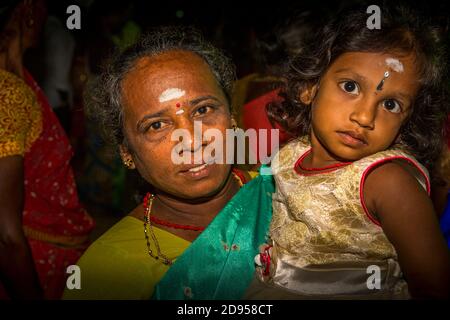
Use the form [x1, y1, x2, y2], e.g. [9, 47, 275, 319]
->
[120, 50, 232, 200]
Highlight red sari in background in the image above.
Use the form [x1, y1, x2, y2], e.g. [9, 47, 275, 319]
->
[0, 69, 95, 299]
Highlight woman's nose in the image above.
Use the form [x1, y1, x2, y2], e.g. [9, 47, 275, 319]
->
[179, 120, 204, 154]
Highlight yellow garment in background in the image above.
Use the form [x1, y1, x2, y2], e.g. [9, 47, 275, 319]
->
[62, 216, 190, 300]
[0, 69, 42, 158]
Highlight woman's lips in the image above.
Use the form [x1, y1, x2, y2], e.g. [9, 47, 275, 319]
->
[179, 163, 212, 180]
[337, 131, 368, 147]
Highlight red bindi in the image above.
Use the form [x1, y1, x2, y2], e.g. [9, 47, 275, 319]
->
[176, 103, 181, 108]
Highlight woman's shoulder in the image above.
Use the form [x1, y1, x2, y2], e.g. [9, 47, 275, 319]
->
[65, 217, 149, 295]
[87, 216, 143, 249]
[74, 216, 143, 269]
[65, 216, 189, 299]
[63, 215, 158, 300]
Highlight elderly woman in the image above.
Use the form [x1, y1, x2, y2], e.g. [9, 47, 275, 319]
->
[63, 27, 274, 300]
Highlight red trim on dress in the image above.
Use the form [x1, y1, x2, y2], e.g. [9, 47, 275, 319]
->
[294, 148, 352, 176]
[359, 156, 431, 227]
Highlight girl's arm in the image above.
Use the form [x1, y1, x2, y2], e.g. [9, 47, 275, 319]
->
[0, 156, 43, 299]
[364, 162, 450, 299]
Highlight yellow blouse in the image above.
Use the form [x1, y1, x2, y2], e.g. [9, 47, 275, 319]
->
[62, 216, 191, 300]
[0, 69, 42, 158]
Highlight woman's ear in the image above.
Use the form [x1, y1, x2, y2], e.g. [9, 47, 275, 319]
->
[119, 144, 135, 170]
[299, 83, 319, 105]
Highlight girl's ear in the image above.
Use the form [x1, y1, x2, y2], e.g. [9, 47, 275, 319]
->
[299, 83, 319, 105]
[119, 144, 136, 170]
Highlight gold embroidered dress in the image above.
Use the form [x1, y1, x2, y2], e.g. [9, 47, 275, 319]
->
[252, 137, 429, 299]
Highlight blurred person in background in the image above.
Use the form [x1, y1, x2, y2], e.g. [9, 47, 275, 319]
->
[0, 0, 94, 299]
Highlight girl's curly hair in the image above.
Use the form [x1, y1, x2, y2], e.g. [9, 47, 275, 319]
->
[267, 3, 450, 172]
[86, 26, 236, 147]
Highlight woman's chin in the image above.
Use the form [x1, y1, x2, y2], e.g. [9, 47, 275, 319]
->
[171, 177, 228, 201]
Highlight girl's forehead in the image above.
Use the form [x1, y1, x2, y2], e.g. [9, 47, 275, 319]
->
[326, 51, 420, 99]
[329, 52, 417, 74]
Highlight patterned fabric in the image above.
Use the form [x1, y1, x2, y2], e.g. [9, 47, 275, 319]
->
[65, 168, 258, 300]
[258, 137, 430, 298]
[0, 69, 94, 299]
[153, 166, 274, 300]
[0, 69, 42, 157]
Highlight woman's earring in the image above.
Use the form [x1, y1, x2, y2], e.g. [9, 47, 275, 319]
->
[124, 158, 134, 169]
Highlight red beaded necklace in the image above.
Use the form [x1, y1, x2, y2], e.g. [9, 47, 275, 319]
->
[143, 193, 206, 231]
[142, 169, 245, 264]
[143, 170, 245, 231]
[296, 148, 352, 173]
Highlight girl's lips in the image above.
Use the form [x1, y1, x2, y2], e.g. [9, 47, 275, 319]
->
[337, 131, 367, 147]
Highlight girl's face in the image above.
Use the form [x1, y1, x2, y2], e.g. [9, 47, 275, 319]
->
[120, 50, 232, 200]
[308, 51, 420, 165]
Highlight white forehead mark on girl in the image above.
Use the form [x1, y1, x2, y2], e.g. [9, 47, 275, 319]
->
[385, 58, 404, 73]
[159, 88, 186, 103]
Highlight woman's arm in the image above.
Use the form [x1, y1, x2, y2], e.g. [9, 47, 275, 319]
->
[364, 162, 450, 299]
[0, 156, 43, 299]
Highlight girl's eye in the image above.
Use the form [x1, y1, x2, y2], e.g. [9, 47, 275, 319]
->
[339, 81, 359, 95]
[382, 99, 402, 113]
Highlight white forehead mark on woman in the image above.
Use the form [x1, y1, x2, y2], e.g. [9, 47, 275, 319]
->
[159, 88, 186, 103]
[385, 58, 404, 73]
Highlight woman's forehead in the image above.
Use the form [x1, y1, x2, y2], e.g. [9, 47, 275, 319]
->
[132, 50, 209, 73]
[120, 51, 224, 110]
[124, 51, 217, 87]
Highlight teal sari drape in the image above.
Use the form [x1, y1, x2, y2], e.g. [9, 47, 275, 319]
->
[152, 165, 274, 300]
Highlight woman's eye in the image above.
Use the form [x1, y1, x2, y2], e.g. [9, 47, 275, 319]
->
[382, 99, 402, 113]
[194, 105, 214, 116]
[339, 81, 359, 95]
[148, 121, 166, 131]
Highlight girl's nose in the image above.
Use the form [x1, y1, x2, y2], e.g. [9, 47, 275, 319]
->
[349, 101, 376, 129]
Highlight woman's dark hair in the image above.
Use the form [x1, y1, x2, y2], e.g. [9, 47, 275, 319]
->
[87, 26, 236, 147]
[267, 3, 450, 172]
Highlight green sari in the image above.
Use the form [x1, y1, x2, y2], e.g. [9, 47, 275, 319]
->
[152, 165, 274, 300]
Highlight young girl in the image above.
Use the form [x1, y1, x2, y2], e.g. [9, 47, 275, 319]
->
[247, 5, 450, 299]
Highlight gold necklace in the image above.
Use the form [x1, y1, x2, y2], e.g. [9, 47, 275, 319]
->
[142, 170, 244, 265]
